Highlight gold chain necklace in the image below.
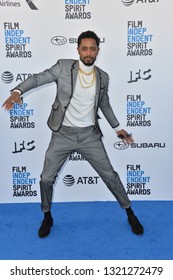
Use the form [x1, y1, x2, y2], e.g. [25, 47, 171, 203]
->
[79, 67, 94, 76]
[78, 67, 96, 88]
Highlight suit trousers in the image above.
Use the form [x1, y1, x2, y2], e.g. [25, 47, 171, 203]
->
[40, 125, 131, 212]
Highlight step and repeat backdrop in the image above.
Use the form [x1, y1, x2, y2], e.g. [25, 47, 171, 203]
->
[0, 0, 172, 204]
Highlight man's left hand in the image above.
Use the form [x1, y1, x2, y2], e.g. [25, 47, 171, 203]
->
[116, 129, 134, 144]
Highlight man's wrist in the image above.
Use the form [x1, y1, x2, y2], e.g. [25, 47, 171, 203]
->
[11, 89, 21, 95]
[114, 125, 122, 132]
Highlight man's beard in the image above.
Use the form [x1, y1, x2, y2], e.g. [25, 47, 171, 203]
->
[80, 56, 96, 66]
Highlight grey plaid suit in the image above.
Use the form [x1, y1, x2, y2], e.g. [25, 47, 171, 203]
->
[14, 59, 131, 212]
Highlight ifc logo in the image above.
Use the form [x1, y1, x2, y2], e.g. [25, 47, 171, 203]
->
[1, 71, 14, 84]
[63, 175, 75, 187]
[121, 0, 134, 6]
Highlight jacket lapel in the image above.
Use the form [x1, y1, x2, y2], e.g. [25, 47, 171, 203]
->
[71, 60, 79, 95]
[95, 67, 101, 108]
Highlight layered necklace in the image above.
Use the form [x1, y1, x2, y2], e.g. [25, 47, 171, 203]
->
[78, 66, 96, 89]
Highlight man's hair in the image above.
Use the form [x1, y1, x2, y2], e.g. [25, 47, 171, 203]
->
[77, 31, 100, 47]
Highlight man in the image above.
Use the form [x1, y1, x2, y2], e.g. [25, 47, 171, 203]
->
[2, 31, 144, 238]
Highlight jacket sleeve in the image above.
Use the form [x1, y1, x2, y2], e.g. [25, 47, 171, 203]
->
[11, 60, 62, 94]
[99, 77, 120, 129]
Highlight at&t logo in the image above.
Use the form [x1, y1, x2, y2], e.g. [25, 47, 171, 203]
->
[122, 0, 134, 6]
[1, 71, 32, 84]
[63, 175, 99, 186]
[63, 175, 75, 187]
[1, 71, 14, 83]
[121, 0, 159, 6]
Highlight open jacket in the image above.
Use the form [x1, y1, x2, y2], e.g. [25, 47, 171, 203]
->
[14, 59, 120, 132]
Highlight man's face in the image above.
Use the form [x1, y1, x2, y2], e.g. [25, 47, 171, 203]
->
[77, 38, 100, 66]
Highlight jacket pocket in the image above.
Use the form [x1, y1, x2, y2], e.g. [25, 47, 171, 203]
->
[52, 101, 59, 110]
[47, 102, 62, 131]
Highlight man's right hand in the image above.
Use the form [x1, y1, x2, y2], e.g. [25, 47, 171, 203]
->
[2, 90, 22, 111]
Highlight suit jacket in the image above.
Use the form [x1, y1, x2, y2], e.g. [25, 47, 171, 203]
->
[14, 59, 120, 132]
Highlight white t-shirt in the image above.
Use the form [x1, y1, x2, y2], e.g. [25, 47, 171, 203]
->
[62, 60, 96, 127]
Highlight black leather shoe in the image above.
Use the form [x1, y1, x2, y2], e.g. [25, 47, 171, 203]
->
[128, 215, 144, 235]
[38, 216, 53, 238]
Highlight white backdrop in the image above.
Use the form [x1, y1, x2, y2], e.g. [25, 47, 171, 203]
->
[0, 0, 172, 203]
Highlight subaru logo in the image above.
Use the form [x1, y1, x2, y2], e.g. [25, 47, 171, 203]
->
[113, 141, 129, 150]
[51, 36, 67, 46]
